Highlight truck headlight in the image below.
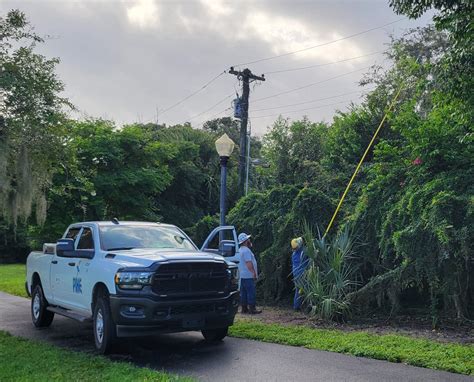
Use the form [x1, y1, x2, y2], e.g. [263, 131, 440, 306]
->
[115, 271, 153, 290]
[227, 267, 239, 291]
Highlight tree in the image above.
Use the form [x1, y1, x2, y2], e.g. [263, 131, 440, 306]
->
[203, 117, 240, 145]
[30, 121, 243, 245]
[349, 26, 473, 320]
[30, 120, 175, 245]
[390, 0, 474, 104]
[152, 124, 224, 228]
[0, 10, 70, 226]
[261, 117, 330, 189]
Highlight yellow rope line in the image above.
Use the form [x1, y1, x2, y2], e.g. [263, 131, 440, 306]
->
[323, 84, 404, 238]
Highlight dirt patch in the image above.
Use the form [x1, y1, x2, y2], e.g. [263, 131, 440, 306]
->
[237, 306, 474, 344]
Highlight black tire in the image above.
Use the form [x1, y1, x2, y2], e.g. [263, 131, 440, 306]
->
[31, 284, 54, 328]
[93, 293, 116, 354]
[202, 327, 229, 342]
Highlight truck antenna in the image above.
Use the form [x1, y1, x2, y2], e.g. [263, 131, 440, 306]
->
[111, 218, 119, 225]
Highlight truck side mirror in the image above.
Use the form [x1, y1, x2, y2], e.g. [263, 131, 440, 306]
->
[56, 238, 75, 257]
[219, 240, 236, 257]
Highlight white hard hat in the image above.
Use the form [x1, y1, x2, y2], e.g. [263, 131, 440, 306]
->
[238, 233, 251, 244]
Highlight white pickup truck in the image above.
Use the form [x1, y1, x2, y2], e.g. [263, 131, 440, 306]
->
[26, 220, 240, 353]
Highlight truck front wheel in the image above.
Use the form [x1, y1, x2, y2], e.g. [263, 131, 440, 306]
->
[202, 327, 229, 342]
[93, 294, 116, 354]
[31, 284, 54, 327]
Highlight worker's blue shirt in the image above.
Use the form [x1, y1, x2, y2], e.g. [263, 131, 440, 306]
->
[238, 246, 258, 279]
[292, 248, 309, 278]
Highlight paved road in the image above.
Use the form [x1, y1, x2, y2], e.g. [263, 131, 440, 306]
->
[0, 292, 472, 382]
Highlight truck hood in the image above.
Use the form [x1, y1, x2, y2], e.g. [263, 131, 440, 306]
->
[106, 248, 227, 268]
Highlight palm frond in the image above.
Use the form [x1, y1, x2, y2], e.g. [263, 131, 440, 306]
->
[298, 224, 359, 320]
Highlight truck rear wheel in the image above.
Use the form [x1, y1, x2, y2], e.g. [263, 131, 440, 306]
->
[93, 294, 116, 354]
[31, 284, 54, 328]
[202, 327, 228, 342]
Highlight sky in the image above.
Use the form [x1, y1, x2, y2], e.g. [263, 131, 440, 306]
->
[1, 0, 434, 136]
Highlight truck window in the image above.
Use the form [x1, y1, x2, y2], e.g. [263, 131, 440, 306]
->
[100, 225, 196, 251]
[77, 228, 94, 250]
[206, 229, 234, 250]
[65, 227, 81, 240]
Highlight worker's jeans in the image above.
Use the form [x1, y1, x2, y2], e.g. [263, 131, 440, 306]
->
[240, 278, 256, 306]
[293, 275, 303, 310]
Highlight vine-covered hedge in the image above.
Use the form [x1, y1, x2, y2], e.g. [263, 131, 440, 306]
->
[227, 186, 335, 302]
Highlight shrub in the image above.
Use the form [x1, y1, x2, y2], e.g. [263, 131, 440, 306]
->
[296, 225, 358, 320]
[185, 214, 219, 247]
[227, 185, 335, 303]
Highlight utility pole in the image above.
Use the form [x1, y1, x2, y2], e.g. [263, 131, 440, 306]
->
[229, 67, 265, 196]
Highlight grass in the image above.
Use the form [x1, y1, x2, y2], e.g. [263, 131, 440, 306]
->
[230, 319, 474, 375]
[0, 265, 190, 381]
[0, 330, 192, 381]
[0, 263, 28, 297]
[1, 264, 473, 376]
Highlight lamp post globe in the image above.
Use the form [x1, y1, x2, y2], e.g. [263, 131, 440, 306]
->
[215, 134, 235, 228]
[215, 133, 235, 157]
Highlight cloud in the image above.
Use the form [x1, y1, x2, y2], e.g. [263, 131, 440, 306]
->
[126, 0, 160, 29]
[0, 0, 433, 136]
[200, 0, 234, 17]
[174, 4, 364, 64]
[241, 11, 363, 62]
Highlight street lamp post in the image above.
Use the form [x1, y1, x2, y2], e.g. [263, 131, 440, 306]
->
[215, 134, 235, 228]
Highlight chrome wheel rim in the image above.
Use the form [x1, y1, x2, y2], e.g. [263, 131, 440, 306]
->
[33, 293, 41, 319]
[95, 310, 104, 344]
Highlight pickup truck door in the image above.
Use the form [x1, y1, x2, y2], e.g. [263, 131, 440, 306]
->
[50, 226, 81, 307]
[66, 226, 95, 313]
[201, 226, 240, 264]
[50, 226, 95, 312]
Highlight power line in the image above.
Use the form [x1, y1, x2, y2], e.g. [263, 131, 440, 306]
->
[251, 99, 356, 119]
[251, 88, 373, 112]
[158, 70, 226, 116]
[234, 18, 405, 66]
[265, 51, 382, 75]
[205, 106, 232, 122]
[182, 58, 381, 125]
[187, 93, 234, 121]
[195, 106, 233, 129]
[253, 65, 371, 103]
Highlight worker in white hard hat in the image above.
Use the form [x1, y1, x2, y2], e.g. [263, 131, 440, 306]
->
[238, 232, 262, 314]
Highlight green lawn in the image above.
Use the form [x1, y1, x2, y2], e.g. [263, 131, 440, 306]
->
[0, 330, 192, 381]
[230, 320, 474, 375]
[0, 263, 28, 297]
[1, 264, 473, 376]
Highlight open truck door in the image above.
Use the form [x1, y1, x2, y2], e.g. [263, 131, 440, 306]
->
[201, 225, 240, 264]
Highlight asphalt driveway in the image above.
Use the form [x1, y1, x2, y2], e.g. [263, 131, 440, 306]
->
[0, 292, 471, 382]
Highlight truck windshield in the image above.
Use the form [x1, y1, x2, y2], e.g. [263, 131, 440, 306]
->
[100, 225, 196, 251]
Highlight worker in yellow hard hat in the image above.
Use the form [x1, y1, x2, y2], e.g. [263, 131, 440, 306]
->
[291, 237, 308, 311]
[291, 237, 303, 251]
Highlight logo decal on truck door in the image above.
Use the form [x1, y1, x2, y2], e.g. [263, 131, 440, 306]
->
[73, 277, 82, 294]
[73, 263, 82, 294]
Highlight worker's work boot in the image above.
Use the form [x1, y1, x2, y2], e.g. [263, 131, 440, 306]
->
[241, 304, 249, 314]
[249, 305, 262, 314]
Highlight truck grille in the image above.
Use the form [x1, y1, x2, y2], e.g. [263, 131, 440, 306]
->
[152, 262, 228, 297]
[155, 302, 229, 318]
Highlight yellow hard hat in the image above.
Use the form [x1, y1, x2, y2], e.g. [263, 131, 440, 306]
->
[291, 237, 303, 250]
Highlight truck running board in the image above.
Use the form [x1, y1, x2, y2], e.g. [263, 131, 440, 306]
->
[47, 306, 92, 323]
